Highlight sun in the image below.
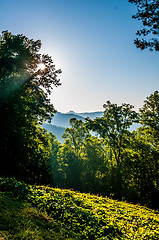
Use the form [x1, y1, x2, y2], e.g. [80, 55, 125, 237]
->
[37, 63, 45, 71]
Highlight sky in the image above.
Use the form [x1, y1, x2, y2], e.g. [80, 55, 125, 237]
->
[0, 0, 159, 113]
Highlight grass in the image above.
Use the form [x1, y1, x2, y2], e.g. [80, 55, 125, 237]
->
[0, 178, 159, 239]
[0, 192, 71, 239]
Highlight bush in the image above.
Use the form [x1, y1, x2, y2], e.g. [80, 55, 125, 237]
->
[0, 177, 31, 200]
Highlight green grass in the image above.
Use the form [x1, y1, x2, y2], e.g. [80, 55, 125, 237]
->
[0, 192, 72, 240]
[0, 178, 159, 239]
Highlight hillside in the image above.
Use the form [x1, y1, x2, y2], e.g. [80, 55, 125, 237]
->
[43, 111, 138, 143]
[50, 111, 104, 128]
[0, 178, 159, 240]
[67, 111, 104, 120]
[43, 123, 65, 143]
[0, 193, 67, 240]
[51, 112, 85, 128]
[43, 111, 104, 143]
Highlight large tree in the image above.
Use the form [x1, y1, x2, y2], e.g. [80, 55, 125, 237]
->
[86, 101, 138, 168]
[85, 101, 138, 198]
[62, 118, 89, 155]
[139, 91, 159, 202]
[0, 31, 61, 182]
[129, 0, 159, 51]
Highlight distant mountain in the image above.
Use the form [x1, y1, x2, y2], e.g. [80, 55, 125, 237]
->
[50, 112, 84, 128]
[43, 111, 139, 143]
[51, 111, 103, 128]
[67, 111, 104, 120]
[43, 123, 65, 143]
[43, 111, 104, 143]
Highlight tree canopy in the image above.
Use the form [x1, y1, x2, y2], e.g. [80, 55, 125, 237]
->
[0, 30, 61, 121]
[86, 101, 138, 167]
[129, 0, 159, 51]
[0, 31, 61, 182]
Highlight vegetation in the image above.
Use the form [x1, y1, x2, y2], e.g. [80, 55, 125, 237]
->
[129, 0, 159, 51]
[48, 92, 159, 209]
[0, 30, 61, 183]
[0, 28, 159, 238]
[0, 193, 68, 239]
[0, 178, 159, 240]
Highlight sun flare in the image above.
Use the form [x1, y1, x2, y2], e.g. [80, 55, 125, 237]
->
[37, 63, 45, 71]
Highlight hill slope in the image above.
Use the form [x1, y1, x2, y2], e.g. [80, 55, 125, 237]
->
[43, 111, 104, 143]
[50, 111, 104, 128]
[0, 193, 68, 240]
[43, 111, 138, 143]
[67, 110, 104, 120]
[0, 178, 159, 240]
[51, 112, 85, 128]
[43, 123, 65, 143]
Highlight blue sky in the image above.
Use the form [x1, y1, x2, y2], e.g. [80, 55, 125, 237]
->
[1, 0, 159, 113]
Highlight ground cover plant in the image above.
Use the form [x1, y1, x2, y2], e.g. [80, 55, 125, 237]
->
[0, 186, 71, 239]
[0, 178, 159, 239]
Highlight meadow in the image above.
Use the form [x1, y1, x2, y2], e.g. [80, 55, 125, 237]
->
[0, 178, 159, 239]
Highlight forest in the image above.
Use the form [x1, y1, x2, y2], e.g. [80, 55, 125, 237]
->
[0, 0, 159, 212]
[0, 30, 158, 210]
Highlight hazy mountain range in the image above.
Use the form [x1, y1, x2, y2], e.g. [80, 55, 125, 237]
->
[43, 111, 103, 143]
[43, 123, 66, 143]
[50, 111, 104, 128]
[43, 111, 139, 143]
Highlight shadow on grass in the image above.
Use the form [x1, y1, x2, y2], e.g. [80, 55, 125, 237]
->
[0, 192, 71, 240]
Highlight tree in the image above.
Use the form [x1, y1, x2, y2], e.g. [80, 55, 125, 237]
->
[86, 101, 138, 198]
[123, 129, 155, 206]
[86, 101, 138, 168]
[56, 143, 82, 190]
[122, 91, 159, 208]
[129, 0, 159, 51]
[62, 118, 89, 155]
[139, 90, 159, 207]
[139, 90, 159, 132]
[0, 31, 61, 182]
[81, 136, 109, 195]
[57, 118, 89, 190]
[49, 133, 62, 186]
[0, 30, 61, 121]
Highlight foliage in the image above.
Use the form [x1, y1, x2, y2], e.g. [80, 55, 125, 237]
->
[85, 101, 138, 199]
[0, 193, 69, 239]
[56, 143, 82, 190]
[0, 30, 61, 182]
[62, 118, 89, 155]
[138, 90, 159, 207]
[1, 178, 159, 240]
[86, 101, 138, 167]
[129, 0, 159, 51]
[0, 177, 31, 200]
[47, 93, 159, 208]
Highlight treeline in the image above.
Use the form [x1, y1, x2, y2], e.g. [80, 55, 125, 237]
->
[49, 94, 159, 209]
[0, 31, 158, 209]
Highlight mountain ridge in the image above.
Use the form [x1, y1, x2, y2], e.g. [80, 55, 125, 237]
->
[43, 111, 104, 143]
[51, 111, 104, 128]
[43, 111, 138, 143]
